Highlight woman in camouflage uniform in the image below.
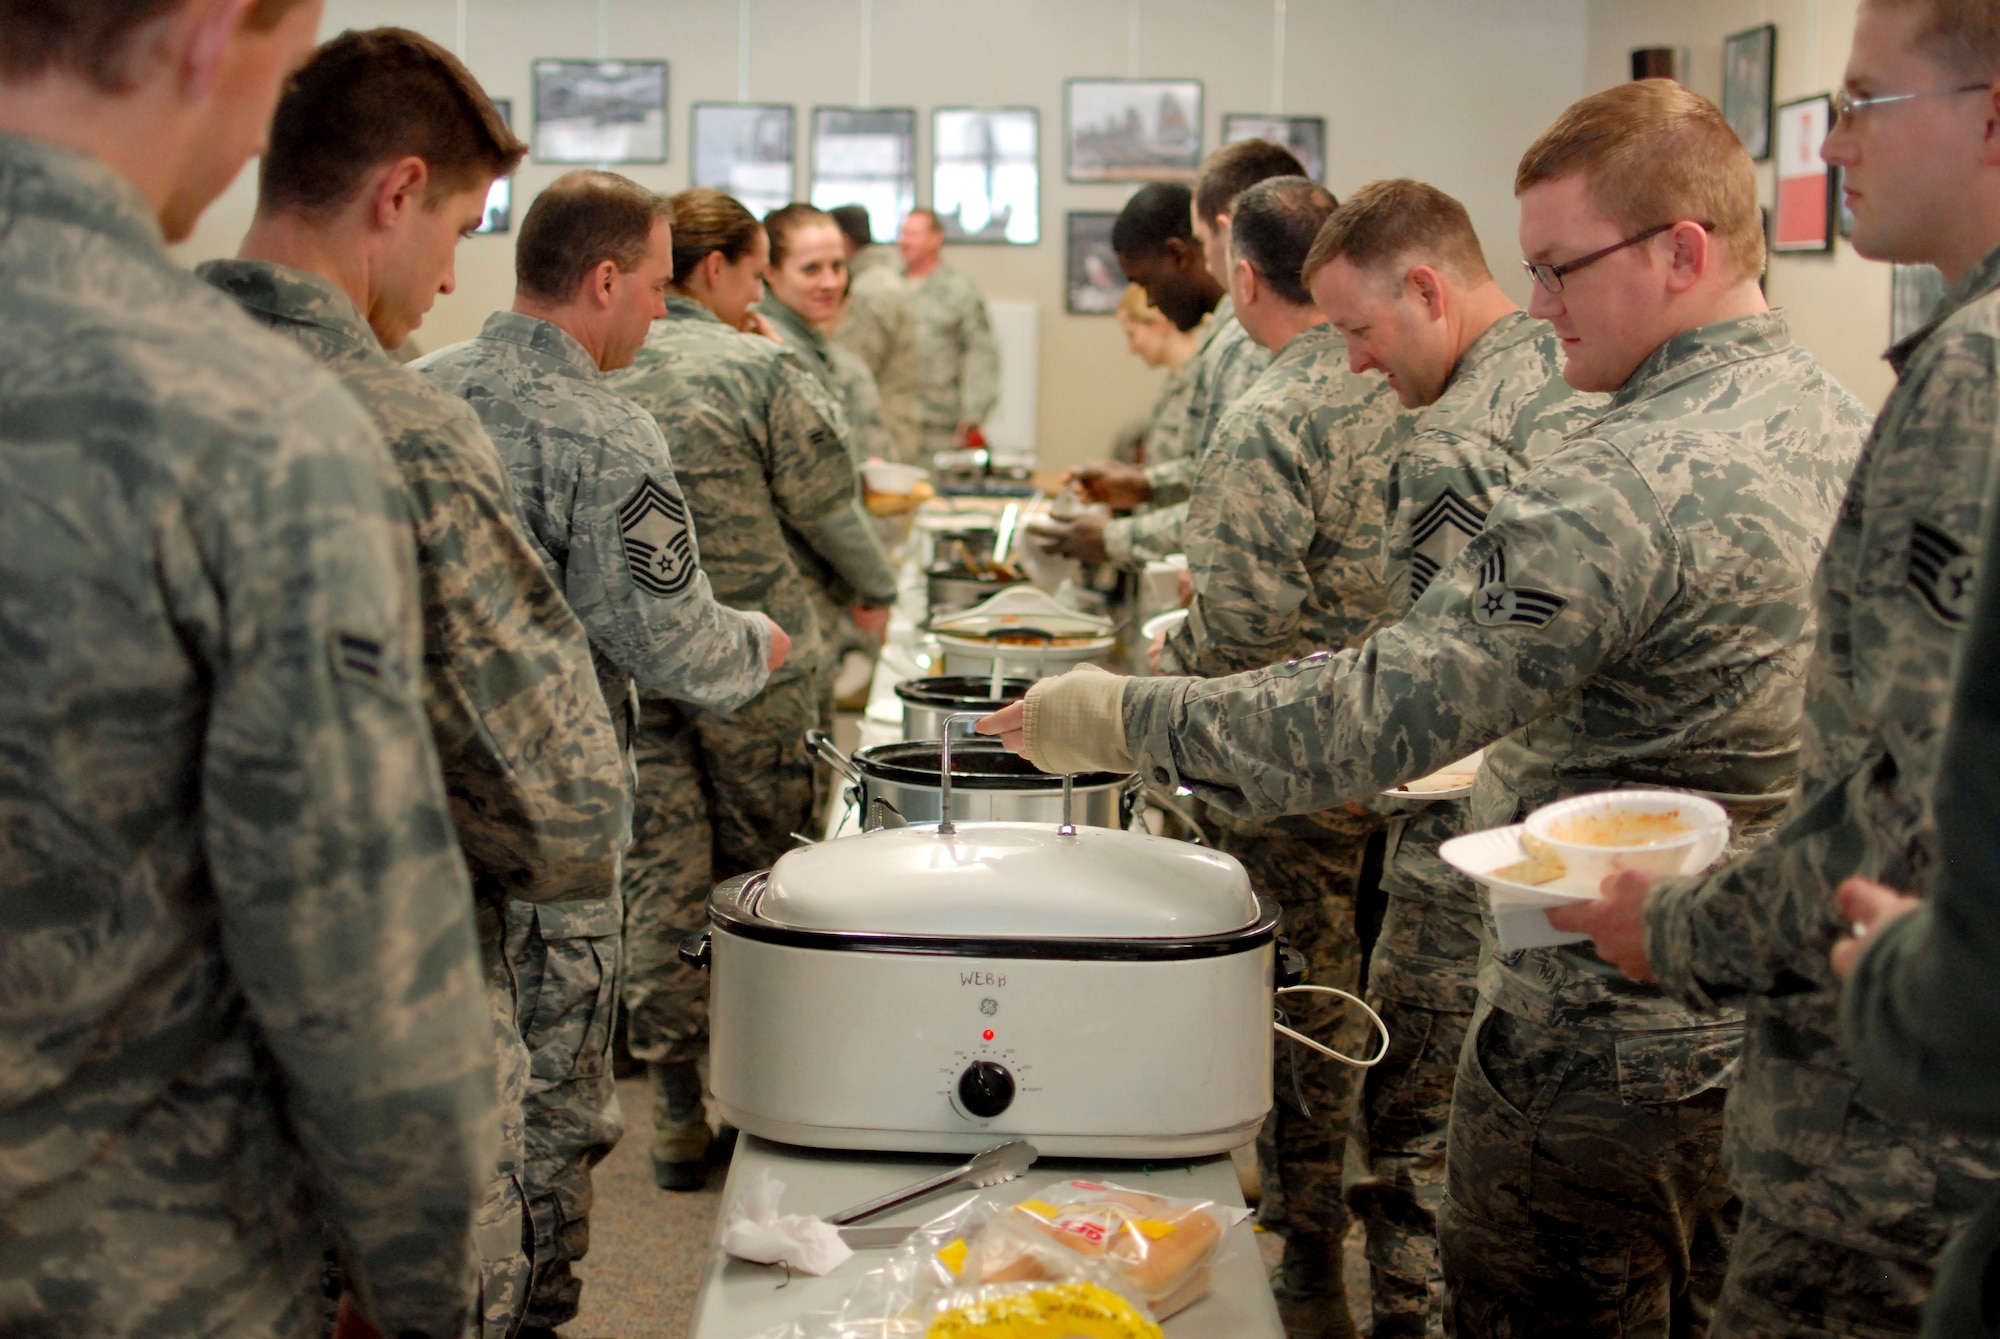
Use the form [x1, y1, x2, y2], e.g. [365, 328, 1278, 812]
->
[604, 191, 896, 1190]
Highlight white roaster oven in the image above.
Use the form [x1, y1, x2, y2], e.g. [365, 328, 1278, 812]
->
[688, 778, 1282, 1158]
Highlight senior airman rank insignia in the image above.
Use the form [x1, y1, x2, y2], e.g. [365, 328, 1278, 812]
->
[619, 475, 697, 599]
[1468, 545, 1566, 628]
[1410, 486, 1489, 601]
[1909, 516, 1977, 626]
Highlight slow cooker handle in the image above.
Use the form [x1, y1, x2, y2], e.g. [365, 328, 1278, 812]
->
[804, 728, 863, 785]
[678, 930, 711, 972]
[936, 712, 983, 836]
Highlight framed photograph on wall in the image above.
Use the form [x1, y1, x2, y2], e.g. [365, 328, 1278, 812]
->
[1723, 23, 1776, 160]
[1221, 114, 1326, 182]
[810, 107, 916, 243]
[692, 103, 795, 220]
[1065, 78, 1203, 183]
[1892, 263, 1949, 344]
[933, 107, 1039, 245]
[1772, 94, 1834, 253]
[474, 98, 514, 234]
[1066, 211, 1125, 315]
[532, 59, 667, 164]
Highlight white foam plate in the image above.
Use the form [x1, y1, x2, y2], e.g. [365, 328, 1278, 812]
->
[1382, 749, 1484, 802]
[1140, 608, 1188, 642]
[1440, 824, 1602, 906]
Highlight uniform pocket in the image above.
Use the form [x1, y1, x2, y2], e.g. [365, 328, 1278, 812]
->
[524, 897, 622, 1084]
[1612, 1023, 1741, 1106]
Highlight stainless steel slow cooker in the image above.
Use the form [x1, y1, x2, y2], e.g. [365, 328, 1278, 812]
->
[691, 819, 1280, 1157]
[893, 674, 1036, 740]
[808, 725, 1133, 830]
[936, 629, 1119, 681]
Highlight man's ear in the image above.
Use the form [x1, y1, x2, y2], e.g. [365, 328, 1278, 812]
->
[591, 257, 622, 308]
[1978, 80, 2000, 166]
[177, 0, 259, 100]
[1163, 236, 1201, 273]
[1233, 255, 1259, 308]
[1407, 265, 1447, 320]
[1664, 220, 1711, 294]
[371, 157, 430, 230]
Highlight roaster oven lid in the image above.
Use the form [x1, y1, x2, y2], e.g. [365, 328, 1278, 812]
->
[756, 822, 1258, 938]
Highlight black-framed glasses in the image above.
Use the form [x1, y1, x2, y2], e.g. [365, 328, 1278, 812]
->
[1832, 83, 1992, 124]
[1521, 220, 1715, 294]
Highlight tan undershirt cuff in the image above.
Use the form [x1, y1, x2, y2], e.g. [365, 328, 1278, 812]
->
[1021, 664, 1136, 775]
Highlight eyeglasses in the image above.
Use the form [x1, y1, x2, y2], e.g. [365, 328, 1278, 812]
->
[1520, 221, 1714, 294]
[1833, 83, 1992, 124]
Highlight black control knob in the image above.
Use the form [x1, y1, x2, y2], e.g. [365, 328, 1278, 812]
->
[957, 1060, 1015, 1118]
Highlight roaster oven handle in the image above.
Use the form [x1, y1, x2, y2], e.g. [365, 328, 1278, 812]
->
[936, 712, 983, 836]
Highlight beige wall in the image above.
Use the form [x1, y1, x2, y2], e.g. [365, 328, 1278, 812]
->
[171, 0, 1589, 471]
[1584, 0, 1895, 409]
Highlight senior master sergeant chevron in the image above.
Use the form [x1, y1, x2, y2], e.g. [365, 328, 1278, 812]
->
[981, 81, 1870, 1336]
[0, 2, 497, 1336]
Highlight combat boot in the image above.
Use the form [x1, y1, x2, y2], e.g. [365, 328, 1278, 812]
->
[649, 1059, 710, 1191]
[1271, 1231, 1359, 1339]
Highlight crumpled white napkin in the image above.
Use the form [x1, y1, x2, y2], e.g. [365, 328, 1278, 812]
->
[722, 1169, 854, 1276]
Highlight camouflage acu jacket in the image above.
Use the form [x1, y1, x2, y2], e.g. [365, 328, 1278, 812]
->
[416, 311, 771, 742]
[760, 296, 893, 464]
[201, 261, 628, 898]
[1646, 247, 2000, 1262]
[906, 262, 1000, 437]
[1106, 298, 1273, 568]
[1141, 353, 1202, 467]
[1162, 323, 1414, 677]
[1123, 312, 1868, 1031]
[0, 135, 492, 1339]
[606, 297, 897, 686]
[837, 247, 924, 464]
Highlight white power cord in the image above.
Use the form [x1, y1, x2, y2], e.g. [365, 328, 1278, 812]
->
[1273, 985, 1391, 1068]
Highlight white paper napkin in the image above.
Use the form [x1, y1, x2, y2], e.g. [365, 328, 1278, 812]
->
[721, 1169, 853, 1276]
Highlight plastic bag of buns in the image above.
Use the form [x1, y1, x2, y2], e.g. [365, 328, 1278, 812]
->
[956, 1180, 1245, 1319]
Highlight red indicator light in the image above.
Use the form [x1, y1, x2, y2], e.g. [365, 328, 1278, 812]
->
[982, 1029, 995, 1041]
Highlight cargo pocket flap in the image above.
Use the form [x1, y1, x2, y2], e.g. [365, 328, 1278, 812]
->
[1614, 1024, 1742, 1106]
[534, 895, 623, 939]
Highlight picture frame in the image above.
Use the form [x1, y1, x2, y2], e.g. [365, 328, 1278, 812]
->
[1221, 114, 1326, 183]
[1772, 94, 1835, 254]
[1891, 263, 1949, 344]
[474, 98, 513, 234]
[531, 59, 667, 165]
[1065, 211, 1125, 315]
[932, 107, 1040, 245]
[809, 106, 917, 243]
[1064, 78, 1203, 183]
[692, 103, 796, 221]
[1723, 23, 1776, 161]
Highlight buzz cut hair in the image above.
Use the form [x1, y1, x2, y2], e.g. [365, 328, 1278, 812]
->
[1865, 0, 2000, 79]
[1111, 182, 1196, 260]
[1516, 79, 1765, 284]
[1302, 179, 1492, 288]
[1195, 138, 1309, 227]
[905, 206, 944, 233]
[0, 0, 312, 90]
[516, 170, 671, 304]
[261, 28, 524, 214]
[1229, 176, 1339, 307]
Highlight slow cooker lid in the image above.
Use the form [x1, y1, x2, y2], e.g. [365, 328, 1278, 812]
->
[759, 823, 1258, 939]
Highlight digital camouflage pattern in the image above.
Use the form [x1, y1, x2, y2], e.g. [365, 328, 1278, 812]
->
[1642, 247, 2000, 1316]
[415, 310, 773, 750]
[1710, 1204, 1930, 1336]
[904, 261, 1000, 455]
[1123, 312, 1867, 1029]
[1112, 312, 1867, 1331]
[0, 135, 494, 1339]
[1355, 311, 1604, 1338]
[199, 258, 634, 1337]
[607, 298, 891, 1093]
[1438, 1003, 1738, 1335]
[759, 295, 893, 465]
[1104, 299, 1273, 569]
[1160, 322, 1413, 679]
[839, 246, 924, 463]
[607, 296, 896, 689]
[418, 309, 770, 1329]
[504, 894, 623, 1329]
[1138, 349, 1202, 467]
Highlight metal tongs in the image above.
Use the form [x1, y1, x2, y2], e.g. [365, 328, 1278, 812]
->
[827, 1139, 1039, 1248]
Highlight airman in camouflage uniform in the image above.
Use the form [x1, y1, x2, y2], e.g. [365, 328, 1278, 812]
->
[0, 131, 496, 1339]
[1355, 309, 1603, 1336]
[1004, 303, 1869, 1331]
[839, 242, 925, 463]
[899, 227, 1001, 459]
[201, 256, 631, 1337]
[1102, 296, 1273, 568]
[606, 292, 897, 1184]
[420, 294, 774, 1329]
